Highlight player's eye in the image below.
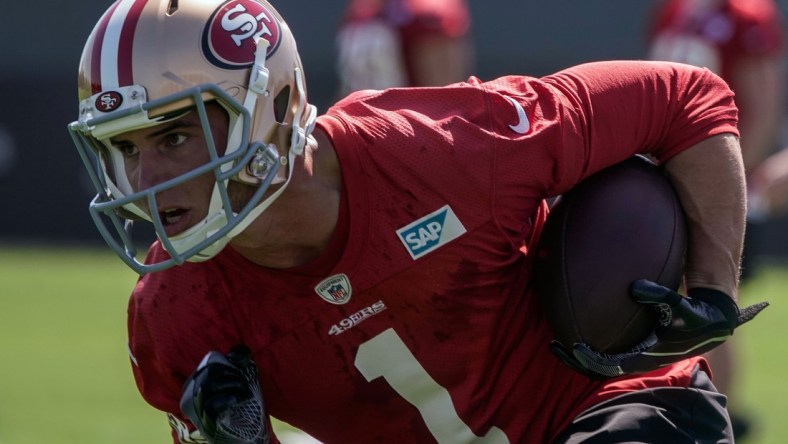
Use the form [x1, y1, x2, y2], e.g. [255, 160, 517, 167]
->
[163, 133, 188, 147]
[116, 142, 139, 158]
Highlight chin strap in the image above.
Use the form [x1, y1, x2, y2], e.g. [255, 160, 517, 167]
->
[224, 38, 318, 239]
[244, 38, 271, 115]
[289, 66, 318, 156]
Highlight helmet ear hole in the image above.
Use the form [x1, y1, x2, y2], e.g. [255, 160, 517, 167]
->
[166, 0, 178, 15]
[273, 85, 291, 123]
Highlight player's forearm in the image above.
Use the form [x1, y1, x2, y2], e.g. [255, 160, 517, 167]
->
[664, 133, 746, 299]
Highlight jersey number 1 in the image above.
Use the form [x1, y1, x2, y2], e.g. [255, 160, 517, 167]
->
[354, 328, 509, 444]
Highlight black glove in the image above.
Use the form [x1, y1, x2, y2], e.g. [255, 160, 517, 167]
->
[180, 345, 269, 444]
[552, 279, 769, 378]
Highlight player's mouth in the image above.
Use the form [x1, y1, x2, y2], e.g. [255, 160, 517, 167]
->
[158, 208, 191, 236]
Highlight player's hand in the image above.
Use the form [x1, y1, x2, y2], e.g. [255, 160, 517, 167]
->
[552, 280, 769, 378]
[180, 345, 269, 444]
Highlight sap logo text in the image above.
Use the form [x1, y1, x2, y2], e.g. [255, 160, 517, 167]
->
[405, 221, 442, 250]
[396, 205, 467, 260]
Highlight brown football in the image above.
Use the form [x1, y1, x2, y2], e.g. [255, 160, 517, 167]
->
[534, 156, 687, 353]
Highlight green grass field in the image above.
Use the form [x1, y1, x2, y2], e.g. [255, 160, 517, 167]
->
[0, 246, 785, 443]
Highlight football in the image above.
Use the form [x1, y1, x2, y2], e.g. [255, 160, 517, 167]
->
[534, 156, 687, 354]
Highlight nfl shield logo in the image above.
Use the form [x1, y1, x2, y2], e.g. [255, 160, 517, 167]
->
[314, 274, 352, 305]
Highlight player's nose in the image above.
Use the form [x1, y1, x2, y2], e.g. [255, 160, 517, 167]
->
[135, 149, 172, 191]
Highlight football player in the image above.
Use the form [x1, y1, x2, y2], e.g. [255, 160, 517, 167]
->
[69, 0, 766, 442]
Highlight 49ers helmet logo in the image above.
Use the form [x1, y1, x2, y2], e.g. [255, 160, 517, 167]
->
[203, 0, 281, 69]
[95, 91, 123, 113]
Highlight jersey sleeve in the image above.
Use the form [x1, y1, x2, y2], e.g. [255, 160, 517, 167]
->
[540, 60, 739, 188]
[475, 60, 738, 204]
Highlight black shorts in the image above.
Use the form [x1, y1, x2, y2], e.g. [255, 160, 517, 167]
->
[553, 365, 732, 443]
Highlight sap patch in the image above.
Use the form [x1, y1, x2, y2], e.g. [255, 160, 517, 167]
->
[396, 205, 467, 260]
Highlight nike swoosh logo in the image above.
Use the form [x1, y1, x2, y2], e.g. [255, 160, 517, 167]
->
[505, 96, 530, 134]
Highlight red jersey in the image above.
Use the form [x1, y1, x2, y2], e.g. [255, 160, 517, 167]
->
[649, 0, 785, 80]
[128, 61, 738, 443]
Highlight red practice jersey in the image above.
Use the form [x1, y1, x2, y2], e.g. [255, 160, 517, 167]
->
[649, 0, 785, 80]
[128, 61, 739, 443]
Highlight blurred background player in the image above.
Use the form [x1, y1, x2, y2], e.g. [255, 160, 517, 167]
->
[750, 145, 788, 217]
[335, 0, 474, 95]
[647, 0, 787, 439]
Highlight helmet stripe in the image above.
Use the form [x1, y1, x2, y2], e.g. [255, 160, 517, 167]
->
[90, 1, 121, 94]
[93, 0, 148, 93]
[117, 0, 149, 87]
